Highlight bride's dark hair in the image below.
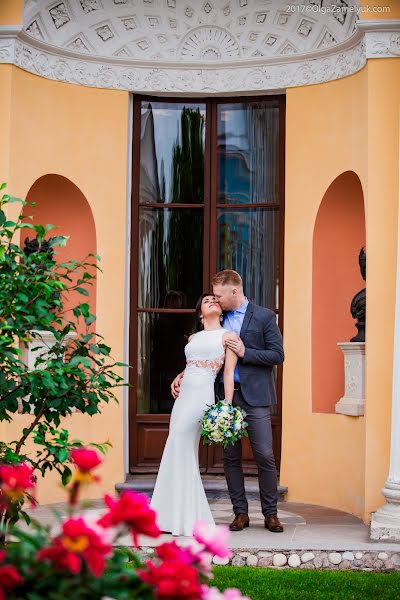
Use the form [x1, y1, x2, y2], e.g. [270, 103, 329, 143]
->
[195, 292, 214, 331]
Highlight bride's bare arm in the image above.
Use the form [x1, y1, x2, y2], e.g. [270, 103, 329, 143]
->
[223, 347, 238, 404]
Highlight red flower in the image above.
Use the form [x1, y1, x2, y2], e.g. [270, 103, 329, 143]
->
[70, 448, 102, 473]
[139, 560, 201, 600]
[0, 550, 23, 600]
[97, 491, 160, 545]
[68, 449, 102, 505]
[37, 517, 112, 577]
[156, 541, 197, 566]
[0, 463, 35, 503]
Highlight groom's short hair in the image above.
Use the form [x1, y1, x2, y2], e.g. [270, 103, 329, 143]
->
[212, 269, 243, 288]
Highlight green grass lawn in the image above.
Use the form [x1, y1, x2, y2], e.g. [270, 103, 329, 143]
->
[212, 566, 400, 599]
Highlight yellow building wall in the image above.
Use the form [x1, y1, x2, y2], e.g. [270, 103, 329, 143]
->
[364, 57, 400, 520]
[281, 66, 368, 519]
[0, 0, 399, 522]
[281, 56, 400, 523]
[0, 0, 23, 25]
[0, 65, 129, 505]
[359, 0, 400, 19]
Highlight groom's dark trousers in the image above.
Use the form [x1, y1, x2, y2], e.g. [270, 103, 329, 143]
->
[217, 302, 284, 518]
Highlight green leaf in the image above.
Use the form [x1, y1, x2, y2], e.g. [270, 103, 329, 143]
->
[0, 246, 5, 262]
[80, 303, 90, 317]
[34, 224, 46, 237]
[7, 196, 25, 204]
[75, 287, 89, 296]
[58, 448, 68, 462]
[48, 235, 69, 248]
[61, 466, 72, 486]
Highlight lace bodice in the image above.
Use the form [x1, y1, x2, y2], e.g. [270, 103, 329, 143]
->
[184, 328, 227, 379]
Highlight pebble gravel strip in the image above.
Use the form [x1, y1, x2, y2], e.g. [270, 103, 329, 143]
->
[138, 547, 400, 571]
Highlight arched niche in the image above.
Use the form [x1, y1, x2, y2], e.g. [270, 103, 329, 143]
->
[312, 171, 365, 414]
[21, 174, 97, 336]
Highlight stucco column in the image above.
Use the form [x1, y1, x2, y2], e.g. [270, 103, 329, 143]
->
[370, 111, 400, 541]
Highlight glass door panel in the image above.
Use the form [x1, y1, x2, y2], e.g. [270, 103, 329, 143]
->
[138, 208, 204, 309]
[217, 208, 280, 310]
[217, 101, 280, 205]
[140, 102, 206, 204]
[137, 312, 196, 414]
[130, 96, 284, 474]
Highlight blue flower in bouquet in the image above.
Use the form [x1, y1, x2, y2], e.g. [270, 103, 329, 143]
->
[200, 400, 248, 448]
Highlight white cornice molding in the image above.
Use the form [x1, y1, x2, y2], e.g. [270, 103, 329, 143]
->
[357, 19, 400, 58]
[0, 20, 398, 94]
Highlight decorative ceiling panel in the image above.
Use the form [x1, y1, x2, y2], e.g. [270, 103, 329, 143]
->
[22, 0, 359, 62]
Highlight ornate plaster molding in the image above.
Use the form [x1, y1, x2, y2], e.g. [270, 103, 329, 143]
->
[0, 20, 398, 94]
[357, 20, 400, 58]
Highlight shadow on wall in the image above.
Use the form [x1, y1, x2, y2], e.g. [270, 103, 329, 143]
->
[312, 170, 365, 414]
[20, 174, 97, 337]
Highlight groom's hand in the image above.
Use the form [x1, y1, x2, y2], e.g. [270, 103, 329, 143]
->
[225, 335, 245, 358]
[171, 372, 184, 399]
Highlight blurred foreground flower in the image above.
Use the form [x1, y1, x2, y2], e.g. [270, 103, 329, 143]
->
[193, 522, 232, 559]
[37, 516, 112, 576]
[98, 490, 161, 546]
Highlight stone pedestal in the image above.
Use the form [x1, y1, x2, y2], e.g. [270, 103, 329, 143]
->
[19, 329, 77, 413]
[335, 342, 365, 417]
[370, 480, 400, 541]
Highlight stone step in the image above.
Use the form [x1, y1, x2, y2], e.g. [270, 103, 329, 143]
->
[116, 475, 288, 502]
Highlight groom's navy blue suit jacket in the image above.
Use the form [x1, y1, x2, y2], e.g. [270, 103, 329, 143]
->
[217, 302, 284, 407]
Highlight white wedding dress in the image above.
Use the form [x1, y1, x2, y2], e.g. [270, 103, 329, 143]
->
[150, 327, 227, 537]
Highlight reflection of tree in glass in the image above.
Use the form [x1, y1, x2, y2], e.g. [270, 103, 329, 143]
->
[150, 291, 189, 414]
[164, 107, 205, 307]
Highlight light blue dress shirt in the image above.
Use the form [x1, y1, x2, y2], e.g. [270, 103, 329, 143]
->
[223, 298, 249, 382]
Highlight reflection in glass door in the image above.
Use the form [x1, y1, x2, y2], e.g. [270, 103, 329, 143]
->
[130, 96, 285, 473]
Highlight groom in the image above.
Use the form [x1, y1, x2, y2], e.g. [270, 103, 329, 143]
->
[212, 269, 285, 533]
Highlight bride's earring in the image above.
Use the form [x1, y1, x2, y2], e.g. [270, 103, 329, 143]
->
[220, 314, 224, 323]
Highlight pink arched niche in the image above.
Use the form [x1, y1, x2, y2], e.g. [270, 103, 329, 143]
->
[312, 171, 365, 413]
[21, 175, 97, 337]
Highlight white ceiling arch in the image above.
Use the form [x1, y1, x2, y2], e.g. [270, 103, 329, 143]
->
[0, 1, 398, 94]
[22, 0, 359, 61]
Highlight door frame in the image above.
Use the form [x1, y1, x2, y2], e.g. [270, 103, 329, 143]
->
[128, 94, 286, 474]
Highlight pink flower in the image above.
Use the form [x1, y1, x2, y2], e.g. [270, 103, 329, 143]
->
[202, 587, 250, 600]
[193, 522, 231, 559]
[196, 551, 213, 577]
[97, 491, 160, 545]
[223, 590, 251, 600]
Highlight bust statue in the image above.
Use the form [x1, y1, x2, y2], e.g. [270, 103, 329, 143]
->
[23, 236, 54, 258]
[350, 246, 366, 342]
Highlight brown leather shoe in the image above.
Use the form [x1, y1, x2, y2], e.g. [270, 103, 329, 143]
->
[229, 513, 250, 531]
[264, 514, 284, 532]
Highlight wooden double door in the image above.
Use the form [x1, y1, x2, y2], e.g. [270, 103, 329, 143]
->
[129, 95, 285, 475]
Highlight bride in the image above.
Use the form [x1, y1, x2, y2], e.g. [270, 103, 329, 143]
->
[149, 293, 238, 537]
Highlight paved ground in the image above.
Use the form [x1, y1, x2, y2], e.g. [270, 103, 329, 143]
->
[25, 498, 400, 552]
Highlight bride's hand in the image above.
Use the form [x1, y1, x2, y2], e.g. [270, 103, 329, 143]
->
[222, 332, 238, 347]
[171, 372, 184, 399]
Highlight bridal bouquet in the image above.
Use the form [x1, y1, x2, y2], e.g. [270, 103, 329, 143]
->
[200, 400, 248, 448]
